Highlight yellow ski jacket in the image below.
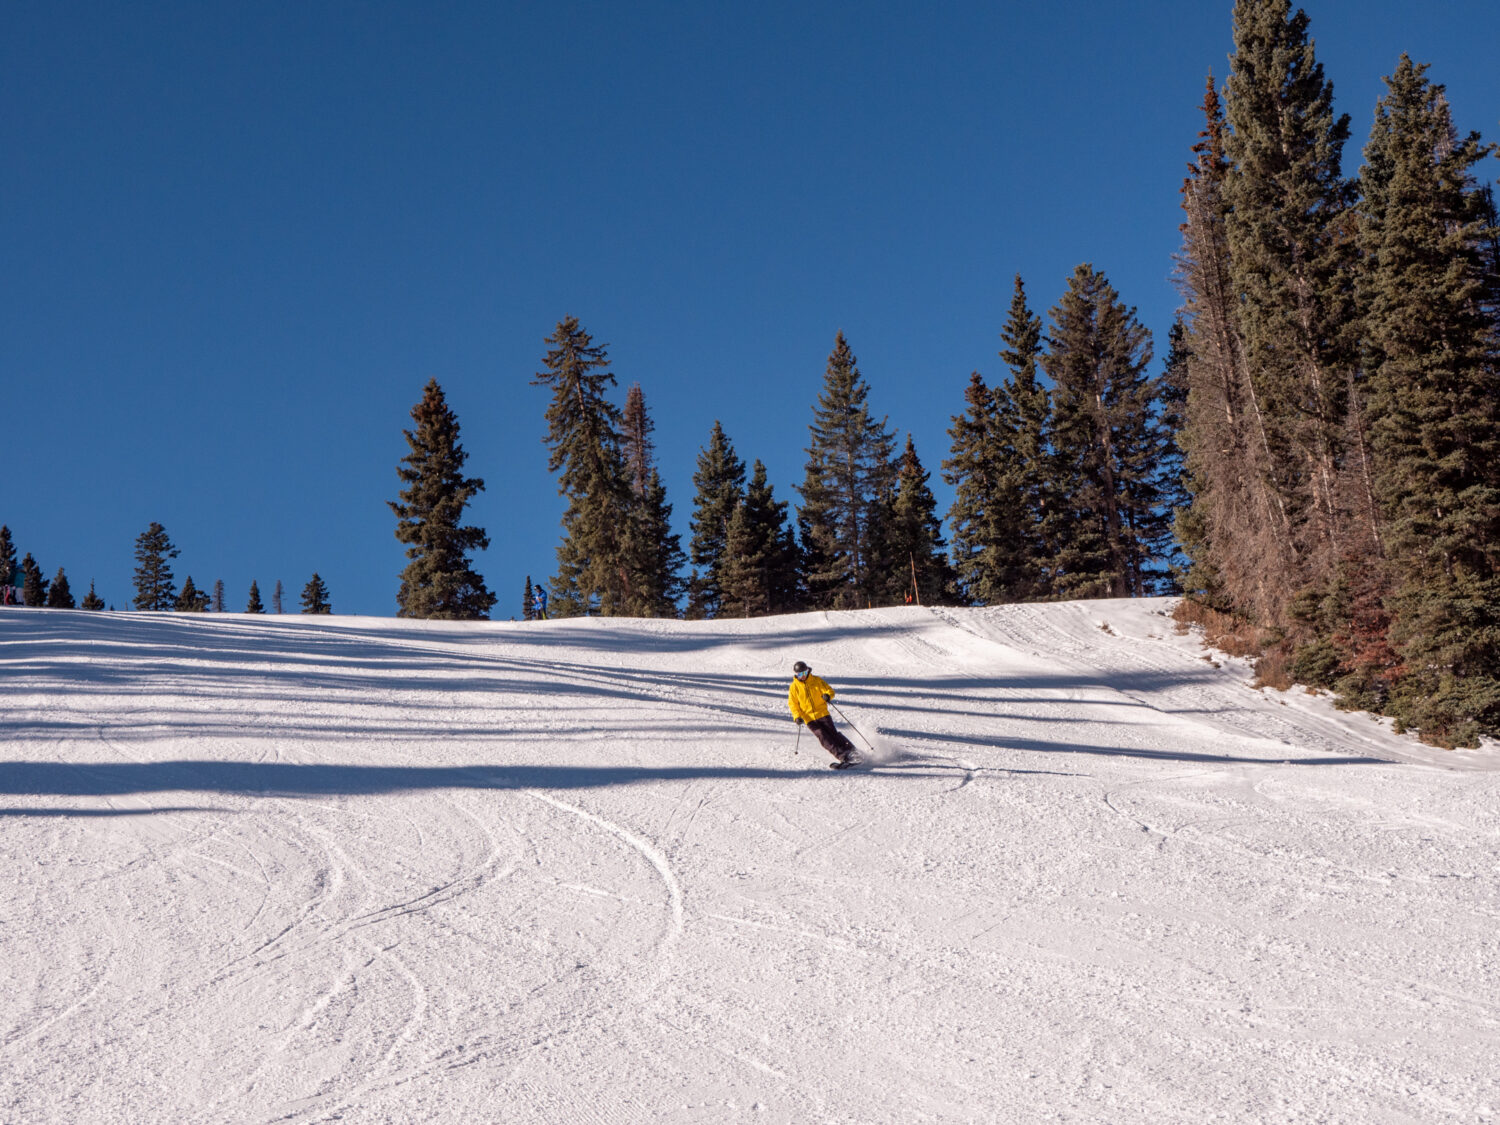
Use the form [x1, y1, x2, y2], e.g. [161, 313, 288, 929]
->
[787, 673, 836, 723]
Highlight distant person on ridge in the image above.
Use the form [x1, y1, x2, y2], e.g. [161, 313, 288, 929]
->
[788, 661, 860, 768]
[533, 587, 548, 620]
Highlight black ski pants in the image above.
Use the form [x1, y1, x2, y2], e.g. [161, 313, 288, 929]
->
[806, 716, 856, 759]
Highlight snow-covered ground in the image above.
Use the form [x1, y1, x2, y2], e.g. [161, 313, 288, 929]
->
[3, 599, 1497, 1124]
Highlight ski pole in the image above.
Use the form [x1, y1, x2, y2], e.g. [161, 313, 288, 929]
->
[793, 722, 801, 756]
[829, 702, 875, 751]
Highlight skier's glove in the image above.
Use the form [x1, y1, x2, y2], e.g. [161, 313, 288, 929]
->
[822, 694, 832, 702]
[794, 717, 804, 725]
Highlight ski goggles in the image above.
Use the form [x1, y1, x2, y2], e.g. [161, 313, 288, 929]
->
[794, 670, 810, 680]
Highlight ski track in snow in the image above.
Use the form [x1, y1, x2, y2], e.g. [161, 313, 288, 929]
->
[2, 600, 1499, 1123]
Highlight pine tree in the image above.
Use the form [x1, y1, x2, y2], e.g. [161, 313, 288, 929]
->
[176, 576, 209, 612]
[943, 372, 1007, 604]
[943, 278, 1056, 605]
[1042, 265, 1163, 599]
[390, 378, 497, 620]
[626, 468, 686, 617]
[246, 580, 265, 614]
[1156, 319, 1193, 592]
[273, 580, 285, 614]
[45, 568, 74, 609]
[132, 523, 179, 611]
[719, 461, 801, 617]
[0, 526, 17, 589]
[1223, 0, 1359, 607]
[1174, 72, 1292, 617]
[797, 332, 896, 609]
[622, 383, 655, 499]
[81, 581, 105, 611]
[533, 317, 632, 616]
[20, 554, 46, 606]
[212, 579, 226, 613]
[686, 421, 746, 618]
[1357, 55, 1500, 744]
[616, 386, 684, 617]
[882, 436, 958, 606]
[301, 573, 332, 614]
[523, 575, 535, 621]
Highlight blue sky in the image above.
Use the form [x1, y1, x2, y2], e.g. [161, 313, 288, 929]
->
[4, 1, 1498, 616]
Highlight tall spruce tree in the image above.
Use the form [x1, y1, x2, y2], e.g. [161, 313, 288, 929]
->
[944, 277, 1054, 605]
[212, 579, 226, 613]
[1356, 56, 1500, 744]
[622, 383, 655, 499]
[273, 580, 284, 614]
[523, 575, 535, 621]
[1173, 75, 1291, 616]
[0, 526, 16, 588]
[176, 576, 209, 612]
[301, 573, 332, 614]
[46, 568, 75, 609]
[944, 373, 1008, 604]
[1222, 0, 1360, 609]
[533, 317, 632, 616]
[81, 581, 105, 611]
[21, 554, 46, 606]
[719, 460, 801, 618]
[1042, 265, 1163, 598]
[686, 421, 746, 618]
[390, 378, 497, 620]
[132, 522, 179, 611]
[246, 580, 265, 613]
[617, 386, 684, 617]
[883, 436, 958, 606]
[797, 332, 896, 609]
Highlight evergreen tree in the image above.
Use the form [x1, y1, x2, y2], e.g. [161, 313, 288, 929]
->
[1356, 55, 1500, 744]
[212, 579, 226, 613]
[176, 576, 209, 612]
[943, 372, 1008, 604]
[45, 568, 75, 609]
[996, 274, 1055, 599]
[1041, 264, 1163, 599]
[533, 317, 632, 616]
[273, 580, 284, 614]
[882, 436, 959, 606]
[616, 386, 684, 617]
[390, 378, 497, 620]
[301, 573, 332, 614]
[21, 554, 47, 606]
[523, 575, 535, 621]
[81, 581, 105, 611]
[0, 525, 16, 589]
[1156, 319, 1193, 592]
[132, 523, 178, 611]
[686, 421, 746, 618]
[1174, 72, 1294, 617]
[797, 332, 896, 609]
[246, 580, 265, 614]
[1223, 0, 1360, 606]
[626, 468, 686, 617]
[719, 461, 801, 618]
[943, 278, 1055, 605]
[622, 383, 655, 499]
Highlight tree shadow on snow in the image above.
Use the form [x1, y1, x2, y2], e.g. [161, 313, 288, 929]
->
[0, 759, 971, 816]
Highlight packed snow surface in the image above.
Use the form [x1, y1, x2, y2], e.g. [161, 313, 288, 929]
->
[3, 600, 1498, 1123]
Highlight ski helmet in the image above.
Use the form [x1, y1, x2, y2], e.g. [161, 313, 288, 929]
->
[792, 661, 810, 676]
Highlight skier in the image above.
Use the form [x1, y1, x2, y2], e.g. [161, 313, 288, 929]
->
[533, 587, 548, 620]
[787, 660, 860, 768]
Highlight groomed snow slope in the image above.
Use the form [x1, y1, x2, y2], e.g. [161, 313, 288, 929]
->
[3, 600, 1498, 1124]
